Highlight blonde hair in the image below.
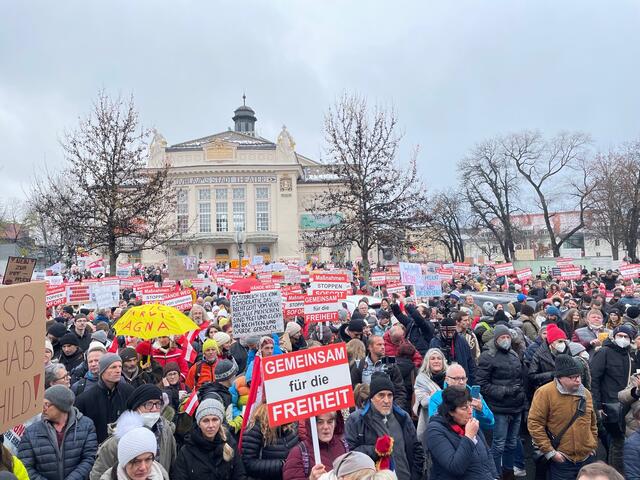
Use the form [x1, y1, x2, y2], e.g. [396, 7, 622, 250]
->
[248, 403, 295, 445]
[347, 339, 366, 364]
[362, 471, 398, 480]
[419, 347, 448, 375]
[219, 426, 234, 462]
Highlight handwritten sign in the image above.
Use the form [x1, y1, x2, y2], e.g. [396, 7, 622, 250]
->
[0, 281, 45, 432]
[230, 289, 284, 338]
[399, 262, 422, 285]
[2, 257, 37, 285]
[415, 274, 443, 297]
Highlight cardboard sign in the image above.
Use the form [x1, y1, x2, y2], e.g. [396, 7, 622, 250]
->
[399, 262, 422, 285]
[162, 290, 193, 311]
[45, 285, 68, 308]
[304, 294, 340, 323]
[494, 263, 514, 276]
[516, 268, 533, 281]
[2, 257, 37, 285]
[262, 343, 354, 427]
[230, 289, 284, 338]
[415, 274, 443, 297]
[0, 281, 46, 432]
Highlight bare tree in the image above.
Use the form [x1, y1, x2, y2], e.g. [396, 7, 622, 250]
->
[306, 94, 427, 280]
[424, 191, 466, 261]
[460, 139, 520, 261]
[28, 91, 177, 275]
[502, 130, 594, 257]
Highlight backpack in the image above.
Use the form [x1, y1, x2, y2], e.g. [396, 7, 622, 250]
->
[298, 438, 349, 477]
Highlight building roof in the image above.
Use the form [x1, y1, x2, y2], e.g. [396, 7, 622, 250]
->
[168, 130, 275, 151]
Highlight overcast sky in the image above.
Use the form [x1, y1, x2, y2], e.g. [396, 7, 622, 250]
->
[2, 0, 640, 203]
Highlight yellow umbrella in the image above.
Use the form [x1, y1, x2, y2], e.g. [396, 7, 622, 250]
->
[113, 304, 199, 340]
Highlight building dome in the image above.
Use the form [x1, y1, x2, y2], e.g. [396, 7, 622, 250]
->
[232, 94, 257, 136]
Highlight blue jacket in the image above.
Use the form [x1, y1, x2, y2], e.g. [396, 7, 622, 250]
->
[17, 407, 98, 480]
[625, 431, 640, 480]
[429, 334, 476, 385]
[428, 384, 495, 430]
[426, 414, 497, 480]
[345, 402, 425, 480]
[244, 334, 283, 384]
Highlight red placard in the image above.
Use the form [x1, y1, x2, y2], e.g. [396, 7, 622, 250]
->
[46, 285, 67, 308]
[66, 284, 90, 304]
[516, 268, 533, 281]
[310, 272, 349, 283]
[304, 294, 340, 323]
[494, 262, 514, 275]
[283, 293, 305, 316]
[370, 272, 386, 286]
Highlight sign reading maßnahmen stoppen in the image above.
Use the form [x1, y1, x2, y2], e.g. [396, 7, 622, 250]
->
[262, 343, 354, 427]
[230, 289, 284, 338]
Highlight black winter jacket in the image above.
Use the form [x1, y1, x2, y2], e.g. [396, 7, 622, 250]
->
[241, 420, 299, 480]
[59, 350, 84, 373]
[344, 402, 425, 480]
[527, 342, 558, 391]
[172, 427, 246, 480]
[590, 338, 636, 410]
[18, 407, 98, 480]
[391, 303, 434, 356]
[476, 345, 526, 414]
[75, 378, 134, 443]
[426, 414, 497, 480]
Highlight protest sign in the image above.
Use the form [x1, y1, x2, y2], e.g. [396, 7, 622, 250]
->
[620, 264, 640, 280]
[386, 282, 405, 295]
[370, 271, 386, 286]
[516, 268, 533, 281]
[140, 286, 174, 304]
[559, 265, 581, 280]
[252, 255, 264, 266]
[230, 289, 284, 338]
[91, 283, 120, 309]
[399, 262, 422, 285]
[2, 257, 37, 285]
[283, 269, 301, 284]
[0, 281, 45, 432]
[116, 265, 133, 277]
[555, 257, 575, 266]
[304, 294, 340, 323]
[66, 283, 91, 304]
[415, 274, 443, 297]
[45, 285, 67, 308]
[262, 343, 354, 427]
[283, 293, 305, 317]
[437, 269, 453, 281]
[310, 272, 349, 283]
[494, 262, 514, 275]
[162, 290, 193, 311]
[45, 275, 63, 285]
[453, 262, 471, 273]
[167, 256, 197, 280]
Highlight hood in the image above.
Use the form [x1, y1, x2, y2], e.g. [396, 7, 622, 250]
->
[482, 301, 496, 316]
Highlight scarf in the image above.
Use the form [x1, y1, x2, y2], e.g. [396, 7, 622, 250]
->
[116, 462, 165, 480]
[450, 424, 465, 437]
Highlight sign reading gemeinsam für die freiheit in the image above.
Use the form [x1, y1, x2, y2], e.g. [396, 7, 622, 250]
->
[173, 176, 277, 185]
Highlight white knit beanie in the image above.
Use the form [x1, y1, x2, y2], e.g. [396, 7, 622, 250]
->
[195, 398, 225, 425]
[118, 427, 157, 466]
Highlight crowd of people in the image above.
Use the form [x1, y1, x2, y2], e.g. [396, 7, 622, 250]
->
[2, 262, 639, 480]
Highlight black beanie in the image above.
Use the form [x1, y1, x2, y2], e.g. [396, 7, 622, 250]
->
[59, 333, 79, 347]
[520, 304, 535, 317]
[554, 355, 581, 378]
[494, 310, 509, 325]
[369, 372, 395, 399]
[119, 347, 137, 362]
[627, 306, 640, 319]
[48, 323, 68, 339]
[126, 384, 162, 411]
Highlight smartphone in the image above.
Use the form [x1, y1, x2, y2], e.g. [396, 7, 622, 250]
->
[470, 385, 481, 399]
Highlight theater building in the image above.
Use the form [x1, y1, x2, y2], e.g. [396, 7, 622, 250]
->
[143, 98, 344, 265]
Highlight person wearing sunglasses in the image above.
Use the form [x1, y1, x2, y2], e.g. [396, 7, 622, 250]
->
[90, 385, 176, 480]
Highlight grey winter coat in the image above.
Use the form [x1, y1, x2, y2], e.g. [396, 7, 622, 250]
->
[90, 417, 177, 480]
[18, 407, 98, 480]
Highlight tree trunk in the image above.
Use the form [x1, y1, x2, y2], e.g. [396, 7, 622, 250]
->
[552, 244, 561, 258]
[610, 244, 619, 261]
[360, 247, 371, 285]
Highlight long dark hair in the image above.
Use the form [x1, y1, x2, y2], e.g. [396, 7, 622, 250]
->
[437, 387, 472, 424]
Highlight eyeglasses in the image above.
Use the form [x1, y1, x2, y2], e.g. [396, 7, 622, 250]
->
[142, 400, 162, 410]
[446, 376, 467, 383]
[55, 373, 70, 381]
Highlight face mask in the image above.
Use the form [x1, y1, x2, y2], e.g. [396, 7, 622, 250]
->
[553, 342, 567, 354]
[553, 301, 561, 307]
[614, 337, 631, 349]
[140, 412, 160, 428]
[497, 339, 512, 351]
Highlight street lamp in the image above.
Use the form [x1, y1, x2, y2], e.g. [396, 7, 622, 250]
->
[235, 229, 246, 274]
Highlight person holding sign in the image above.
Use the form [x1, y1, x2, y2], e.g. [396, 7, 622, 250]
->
[282, 412, 349, 480]
[345, 373, 425, 480]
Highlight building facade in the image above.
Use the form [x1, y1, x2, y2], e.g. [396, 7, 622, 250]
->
[142, 99, 341, 265]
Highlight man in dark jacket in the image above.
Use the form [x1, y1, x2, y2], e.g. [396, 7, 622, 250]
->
[430, 316, 476, 385]
[590, 325, 637, 473]
[18, 385, 98, 480]
[58, 333, 85, 373]
[390, 301, 434, 356]
[69, 314, 93, 352]
[350, 335, 408, 411]
[528, 324, 568, 394]
[476, 324, 526, 478]
[345, 373, 425, 480]
[338, 318, 366, 344]
[75, 352, 134, 443]
[120, 347, 157, 388]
